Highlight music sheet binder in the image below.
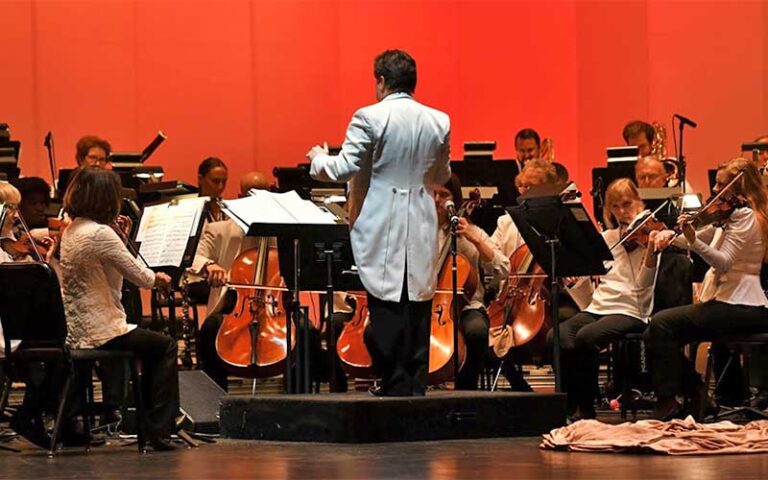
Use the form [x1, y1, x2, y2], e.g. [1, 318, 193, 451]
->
[133, 196, 208, 269]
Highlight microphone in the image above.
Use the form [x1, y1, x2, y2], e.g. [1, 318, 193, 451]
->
[444, 200, 459, 224]
[44, 131, 52, 148]
[674, 113, 698, 129]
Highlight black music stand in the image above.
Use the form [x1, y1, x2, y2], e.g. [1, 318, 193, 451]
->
[245, 222, 353, 394]
[508, 187, 611, 392]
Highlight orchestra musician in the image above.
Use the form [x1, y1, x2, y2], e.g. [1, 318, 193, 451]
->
[635, 155, 668, 189]
[197, 157, 229, 223]
[59, 167, 179, 450]
[433, 174, 510, 390]
[486, 159, 579, 390]
[75, 135, 111, 169]
[514, 128, 541, 169]
[649, 157, 768, 420]
[189, 171, 272, 391]
[550, 178, 661, 420]
[308, 49, 451, 397]
[753, 134, 768, 173]
[622, 120, 654, 157]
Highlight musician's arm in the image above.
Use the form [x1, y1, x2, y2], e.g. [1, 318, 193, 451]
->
[190, 225, 218, 275]
[99, 226, 155, 288]
[689, 209, 752, 272]
[470, 226, 509, 289]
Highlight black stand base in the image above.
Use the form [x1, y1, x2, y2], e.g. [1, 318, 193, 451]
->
[219, 391, 566, 442]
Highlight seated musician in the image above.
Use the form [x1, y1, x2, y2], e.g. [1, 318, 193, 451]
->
[59, 167, 179, 451]
[484, 159, 577, 390]
[623, 120, 654, 157]
[433, 174, 509, 390]
[10, 177, 51, 229]
[550, 178, 661, 420]
[75, 135, 111, 168]
[649, 157, 768, 420]
[189, 171, 270, 390]
[198, 157, 229, 224]
[754, 134, 768, 173]
[635, 155, 668, 189]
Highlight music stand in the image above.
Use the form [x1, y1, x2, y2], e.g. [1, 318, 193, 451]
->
[591, 164, 636, 228]
[243, 222, 353, 394]
[508, 187, 611, 392]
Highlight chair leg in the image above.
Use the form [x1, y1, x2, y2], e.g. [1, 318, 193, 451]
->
[79, 363, 93, 452]
[130, 361, 146, 453]
[0, 374, 11, 419]
[49, 364, 74, 458]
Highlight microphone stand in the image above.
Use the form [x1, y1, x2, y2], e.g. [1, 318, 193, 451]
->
[449, 212, 460, 383]
[677, 119, 688, 194]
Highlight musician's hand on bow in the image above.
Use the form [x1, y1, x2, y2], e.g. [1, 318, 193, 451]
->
[307, 141, 329, 160]
[676, 213, 696, 244]
[205, 263, 227, 287]
[43, 236, 58, 263]
[154, 272, 172, 290]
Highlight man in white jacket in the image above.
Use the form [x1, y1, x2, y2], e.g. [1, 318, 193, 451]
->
[308, 49, 451, 396]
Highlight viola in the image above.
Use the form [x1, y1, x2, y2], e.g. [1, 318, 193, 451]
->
[215, 238, 295, 378]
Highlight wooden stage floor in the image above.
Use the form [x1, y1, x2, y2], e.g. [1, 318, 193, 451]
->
[2, 435, 768, 479]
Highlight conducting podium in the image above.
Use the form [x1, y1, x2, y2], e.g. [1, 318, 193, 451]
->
[508, 183, 611, 392]
[221, 190, 353, 394]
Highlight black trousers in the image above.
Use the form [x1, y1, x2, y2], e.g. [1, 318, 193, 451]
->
[548, 311, 646, 411]
[456, 308, 489, 390]
[647, 301, 768, 399]
[364, 283, 432, 396]
[198, 314, 229, 391]
[99, 328, 180, 438]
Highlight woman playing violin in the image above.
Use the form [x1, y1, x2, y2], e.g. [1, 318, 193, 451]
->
[648, 157, 768, 420]
[550, 178, 661, 421]
[434, 175, 509, 389]
[59, 167, 178, 450]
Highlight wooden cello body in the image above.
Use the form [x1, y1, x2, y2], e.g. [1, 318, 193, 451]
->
[487, 244, 551, 364]
[215, 240, 296, 378]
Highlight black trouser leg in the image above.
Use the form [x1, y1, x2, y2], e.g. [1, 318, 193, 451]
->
[648, 301, 768, 400]
[365, 282, 432, 396]
[198, 314, 229, 391]
[455, 309, 489, 390]
[99, 328, 180, 438]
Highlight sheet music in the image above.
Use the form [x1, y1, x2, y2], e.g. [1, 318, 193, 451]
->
[136, 197, 207, 268]
[223, 190, 338, 233]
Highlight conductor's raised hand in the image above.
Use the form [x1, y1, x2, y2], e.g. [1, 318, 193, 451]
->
[307, 142, 329, 160]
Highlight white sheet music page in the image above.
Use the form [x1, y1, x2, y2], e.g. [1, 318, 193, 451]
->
[222, 190, 337, 233]
[136, 197, 207, 267]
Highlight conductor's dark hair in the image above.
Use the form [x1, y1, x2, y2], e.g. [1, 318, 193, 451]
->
[374, 50, 417, 95]
[515, 128, 541, 148]
[622, 121, 655, 144]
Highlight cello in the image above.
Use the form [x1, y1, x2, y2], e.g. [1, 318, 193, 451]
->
[487, 243, 551, 365]
[336, 294, 374, 379]
[215, 237, 296, 378]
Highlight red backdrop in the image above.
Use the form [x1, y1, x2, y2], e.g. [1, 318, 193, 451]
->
[2, 0, 767, 203]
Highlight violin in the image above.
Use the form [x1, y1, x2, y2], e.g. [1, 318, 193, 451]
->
[617, 214, 666, 253]
[679, 170, 748, 233]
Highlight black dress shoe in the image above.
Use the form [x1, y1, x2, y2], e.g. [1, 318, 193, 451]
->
[60, 430, 106, 447]
[149, 436, 177, 451]
[10, 411, 51, 449]
[651, 398, 686, 421]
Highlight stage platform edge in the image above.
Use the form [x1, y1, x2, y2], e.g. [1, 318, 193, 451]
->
[219, 390, 566, 443]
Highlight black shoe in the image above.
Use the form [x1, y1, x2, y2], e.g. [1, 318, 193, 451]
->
[60, 429, 106, 447]
[149, 436, 177, 451]
[750, 389, 768, 410]
[651, 397, 686, 421]
[691, 383, 719, 420]
[368, 385, 386, 397]
[10, 410, 51, 449]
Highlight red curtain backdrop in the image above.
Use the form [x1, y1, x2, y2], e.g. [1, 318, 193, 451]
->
[2, 1, 766, 201]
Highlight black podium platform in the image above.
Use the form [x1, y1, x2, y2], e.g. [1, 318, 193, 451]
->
[219, 391, 566, 442]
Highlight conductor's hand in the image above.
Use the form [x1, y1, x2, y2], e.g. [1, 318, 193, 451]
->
[154, 272, 172, 290]
[205, 263, 227, 287]
[307, 142, 329, 161]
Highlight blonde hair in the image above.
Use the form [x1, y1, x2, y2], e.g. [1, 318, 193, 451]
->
[603, 178, 641, 228]
[0, 181, 21, 206]
[718, 157, 768, 258]
[515, 159, 557, 189]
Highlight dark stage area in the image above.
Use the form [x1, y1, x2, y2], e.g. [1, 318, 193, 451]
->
[3, 436, 768, 479]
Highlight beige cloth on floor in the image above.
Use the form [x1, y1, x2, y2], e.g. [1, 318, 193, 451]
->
[541, 416, 768, 455]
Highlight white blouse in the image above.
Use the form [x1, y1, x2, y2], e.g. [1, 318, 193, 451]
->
[676, 207, 768, 307]
[61, 218, 155, 348]
[585, 229, 658, 322]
